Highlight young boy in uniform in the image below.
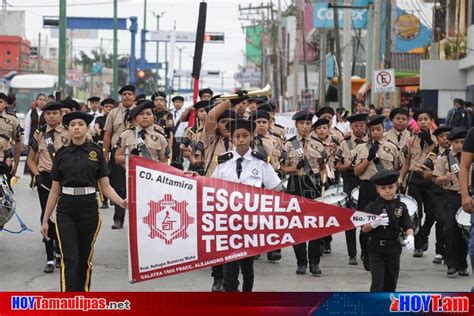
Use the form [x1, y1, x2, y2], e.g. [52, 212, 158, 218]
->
[362, 170, 414, 291]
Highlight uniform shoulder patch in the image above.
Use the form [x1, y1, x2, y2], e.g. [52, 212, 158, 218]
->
[153, 125, 166, 136]
[251, 150, 270, 163]
[216, 151, 233, 165]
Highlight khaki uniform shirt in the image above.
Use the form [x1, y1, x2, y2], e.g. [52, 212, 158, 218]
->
[406, 133, 437, 172]
[284, 135, 324, 175]
[30, 125, 69, 172]
[384, 129, 411, 165]
[0, 111, 21, 142]
[254, 133, 285, 171]
[118, 125, 169, 162]
[201, 129, 232, 176]
[340, 133, 369, 165]
[104, 104, 136, 148]
[0, 136, 12, 162]
[270, 122, 286, 141]
[354, 140, 399, 180]
[432, 152, 466, 192]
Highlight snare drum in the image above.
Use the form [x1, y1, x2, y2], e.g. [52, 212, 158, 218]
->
[315, 192, 347, 208]
[0, 175, 15, 227]
[456, 208, 471, 233]
[351, 186, 360, 205]
[399, 194, 418, 232]
[323, 184, 344, 197]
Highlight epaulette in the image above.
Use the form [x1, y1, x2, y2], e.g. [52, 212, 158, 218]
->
[311, 136, 324, 144]
[0, 134, 11, 143]
[274, 123, 285, 129]
[216, 151, 233, 165]
[251, 150, 270, 163]
[269, 130, 285, 140]
[153, 126, 166, 137]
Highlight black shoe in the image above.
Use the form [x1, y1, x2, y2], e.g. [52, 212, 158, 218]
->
[363, 257, 370, 271]
[324, 244, 331, 254]
[459, 269, 469, 277]
[423, 242, 429, 252]
[432, 255, 443, 264]
[349, 256, 358, 265]
[111, 220, 123, 229]
[44, 263, 54, 273]
[296, 264, 307, 275]
[413, 249, 423, 258]
[211, 279, 225, 292]
[447, 267, 457, 276]
[309, 263, 321, 275]
[101, 202, 109, 209]
[55, 257, 61, 269]
[267, 252, 282, 262]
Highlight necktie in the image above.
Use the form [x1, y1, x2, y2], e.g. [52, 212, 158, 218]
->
[397, 132, 402, 143]
[301, 138, 306, 149]
[236, 157, 244, 179]
[138, 129, 146, 140]
[224, 137, 230, 151]
[124, 108, 130, 124]
[49, 129, 56, 142]
[355, 138, 364, 144]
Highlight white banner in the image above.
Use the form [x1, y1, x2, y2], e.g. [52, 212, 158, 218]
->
[274, 112, 296, 140]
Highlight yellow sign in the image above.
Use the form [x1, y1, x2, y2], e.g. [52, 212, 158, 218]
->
[395, 14, 421, 40]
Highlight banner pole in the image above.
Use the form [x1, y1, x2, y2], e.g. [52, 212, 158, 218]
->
[125, 148, 133, 283]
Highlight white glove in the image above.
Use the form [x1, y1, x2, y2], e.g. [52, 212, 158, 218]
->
[370, 213, 389, 229]
[404, 235, 415, 250]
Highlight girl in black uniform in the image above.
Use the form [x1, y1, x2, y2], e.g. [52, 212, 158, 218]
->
[41, 112, 127, 292]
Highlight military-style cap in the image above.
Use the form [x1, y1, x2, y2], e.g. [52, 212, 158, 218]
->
[316, 106, 335, 118]
[348, 112, 368, 123]
[447, 127, 468, 141]
[218, 109, 238, 122]
[101, 98, 115, 106]
[62, 112, 94, 126]
[413, 109, 433, 121]
[118, 85, 136, 95]
[257, 101, 276, 113]
[292, 110, 315, 122]
[250, 110, 270, 121]
[87, 96, 100, 102]
[433, 125, 452, 136]
[172, 95, 184, 102]
[226, 119, 255, 135]
[44, 102, 62, 112]
[199, 88, 213, 97]
[230, 96, 248, 106]
[0, 93, 7, 102]
[313, 118, 330, 128]
[194, 100, 211, 110]
[135, 94, 146, 102]
[130, 100, 154, 119]
[368, 114, 385, 126]
[389, 107, 409, 121]
[151, 91, 166, 101]
[370, 169, 400, 186]
[61, 98, 80, 110]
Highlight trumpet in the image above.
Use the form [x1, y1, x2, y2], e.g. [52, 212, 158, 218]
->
[217, 84, 272, 101]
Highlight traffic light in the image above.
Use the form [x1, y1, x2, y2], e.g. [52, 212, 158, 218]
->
[204, 33, 224, 43]
[136, 70, 146, 90]
[137, 70, 146, 79]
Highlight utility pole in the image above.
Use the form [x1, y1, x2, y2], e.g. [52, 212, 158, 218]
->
[384, 0, 392, 69]
[292, 0, 301, 110]
[177, 46, 184, 91]
[37, 32, 41, 73]
[332, 0, 343, 106]
[319, 30, 327, 108]
[277, 0, 284, 110]
[365, 3, 374, 105]
[371, 0, 382, 106]
[112, 0, 118, 99]
[300, 1, 308, 89]
[153, 11, 165, 90]
[58, 0, 67, 93]
[342, 0, 352, 111]
[270, 1, 281, 110]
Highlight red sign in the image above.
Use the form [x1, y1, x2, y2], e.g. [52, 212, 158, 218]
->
[128, 157, 379, 283]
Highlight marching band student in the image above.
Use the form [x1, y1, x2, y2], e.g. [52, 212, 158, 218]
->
[115, 101, 169, 165]
[362, 170, 414, 292]
[336, 112, 369, 265]
[313, 106, 344, 144]
[432, 128, 469, 277]
[27, 102, 69, 273]
[41, 112, 127, 292]
[212, 119, 282, 292]
[353, 115, 399, 271]
[399, 110, 440, 258]
[281, 110, 326, 276]
[257, 101, 286, 141]
[385, 108, 411, 166]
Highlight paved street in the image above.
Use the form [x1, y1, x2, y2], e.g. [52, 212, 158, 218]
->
[0, 161, 472, 292]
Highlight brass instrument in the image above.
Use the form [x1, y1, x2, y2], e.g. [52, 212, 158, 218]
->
[217, 84, 272, 101]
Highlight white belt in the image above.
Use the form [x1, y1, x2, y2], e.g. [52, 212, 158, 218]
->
[62, 187, 97, 196]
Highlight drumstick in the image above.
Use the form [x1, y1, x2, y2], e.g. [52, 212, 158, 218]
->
[321, 169, 328, 196]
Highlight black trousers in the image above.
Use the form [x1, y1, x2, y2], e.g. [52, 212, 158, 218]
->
[56, 194, 101, 292]
[223, 257, 254, 292]
[171, 137, 184, 170]
[368, 238, 402, 292]
[343, 170, 361, 258]
[109, 149, 126, 223]
[432, 186, 446, 256]
[287, 175, 322, 265]
[358, 180, 378, 261]
[441, 191, 468, 270]
[407, 172, 440, 250]
[37, 172, 58, 261]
